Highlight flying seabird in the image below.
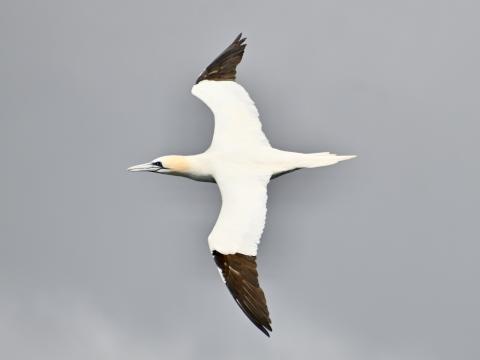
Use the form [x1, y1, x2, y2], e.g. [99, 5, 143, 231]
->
[128, 34, 356, 336]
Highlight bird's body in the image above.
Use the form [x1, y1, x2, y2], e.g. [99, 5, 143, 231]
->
[128, 34, 355, 336]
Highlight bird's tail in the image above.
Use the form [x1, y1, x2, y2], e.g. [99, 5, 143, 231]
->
[297, 152, 357, 168]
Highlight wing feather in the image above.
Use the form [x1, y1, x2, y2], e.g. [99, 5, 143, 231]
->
[192, 35, 271, 150]
[195, 36, 273, 335]
[195, 34, 246, 84]
[208, 172, 269, 255]
[192, 81, 270, 149]
[213, 251, 272, 337]
[208, 172, 272, 336]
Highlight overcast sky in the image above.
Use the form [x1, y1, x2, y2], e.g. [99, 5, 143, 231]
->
[1, 1, 479, 359]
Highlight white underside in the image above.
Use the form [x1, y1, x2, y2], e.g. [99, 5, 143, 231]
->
[191, 80, 355, 256]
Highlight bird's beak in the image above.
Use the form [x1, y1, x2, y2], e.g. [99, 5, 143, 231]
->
[127, 162, 160, 172]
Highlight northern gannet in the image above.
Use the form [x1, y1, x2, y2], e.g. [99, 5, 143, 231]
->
[128, 34, 355, 336]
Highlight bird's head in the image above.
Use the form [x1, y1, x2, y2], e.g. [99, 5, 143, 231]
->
[127, 155, 190, 175]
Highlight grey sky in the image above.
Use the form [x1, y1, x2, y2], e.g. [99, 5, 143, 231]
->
[1, 0, 479, 359]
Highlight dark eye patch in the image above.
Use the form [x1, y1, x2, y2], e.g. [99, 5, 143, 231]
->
[152, 161, 164, 168]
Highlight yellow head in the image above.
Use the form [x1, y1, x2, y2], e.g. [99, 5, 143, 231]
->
[127, 155, 190, 174]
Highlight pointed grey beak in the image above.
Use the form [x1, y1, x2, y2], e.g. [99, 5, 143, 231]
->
[127, 162, 160, 172]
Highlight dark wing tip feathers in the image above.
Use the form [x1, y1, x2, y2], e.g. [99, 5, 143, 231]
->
[213, 250, 272, 337]
[196, 33, 247, 84]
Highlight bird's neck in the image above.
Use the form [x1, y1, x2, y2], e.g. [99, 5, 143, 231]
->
[170, 154, 214, 182]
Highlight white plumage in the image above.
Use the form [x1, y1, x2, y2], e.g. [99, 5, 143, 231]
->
[192, 80, 354, 256]
[208, 169, 270, 256]
[192, 80, 271, 150]
[128, 34, 355, 336]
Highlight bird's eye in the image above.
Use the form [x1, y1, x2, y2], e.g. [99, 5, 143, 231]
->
[152, 161, 164, 168]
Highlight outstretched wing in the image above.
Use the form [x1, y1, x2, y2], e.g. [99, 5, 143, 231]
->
[209, 171, 272, 336]
[191, 34, 271, 150]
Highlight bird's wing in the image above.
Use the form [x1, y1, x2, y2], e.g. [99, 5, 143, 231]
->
[191, 34, 271, 150]
[209, 170, 272, 336]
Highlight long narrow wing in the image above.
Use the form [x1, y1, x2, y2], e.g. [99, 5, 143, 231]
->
[209, 171, 272, 336]
[191, 35, 271, 150]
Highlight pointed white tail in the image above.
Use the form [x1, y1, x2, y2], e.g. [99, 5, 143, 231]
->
[299, 152, 357, 168]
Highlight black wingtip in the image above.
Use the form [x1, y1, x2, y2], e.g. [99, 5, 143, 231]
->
[246, 313, 272, 337]
[235, 32, 246, 44]
[195, 34, 248, 84]
[212, 251, 272, 337]
[257, 323, 272, 337]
